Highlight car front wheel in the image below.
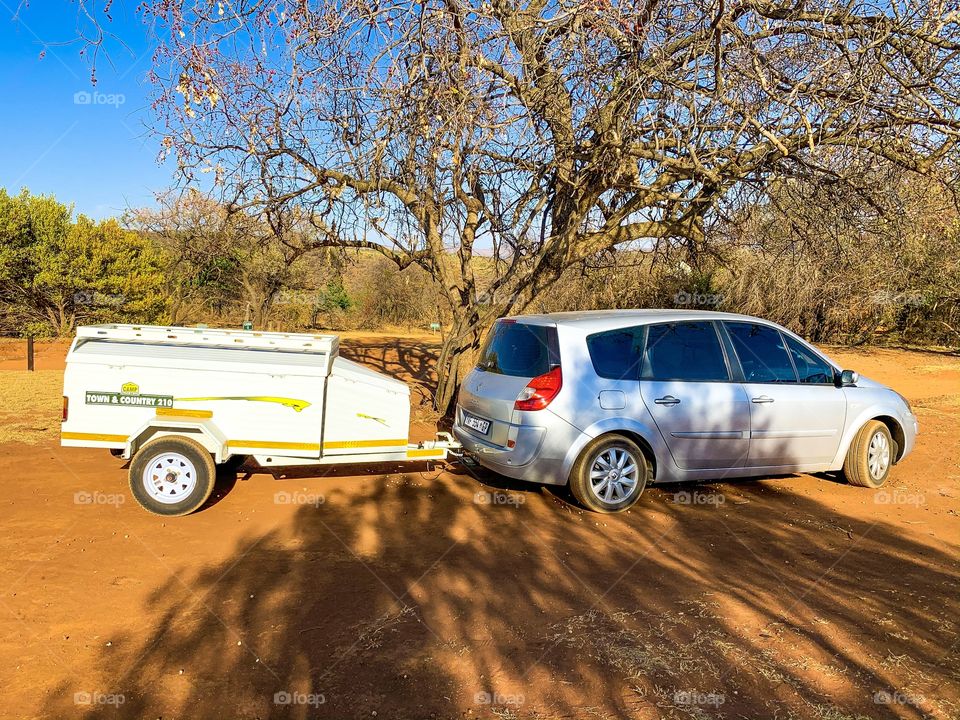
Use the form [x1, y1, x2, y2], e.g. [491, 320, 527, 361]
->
[570, 434, 648, 513]
[843, 420, 894, 489]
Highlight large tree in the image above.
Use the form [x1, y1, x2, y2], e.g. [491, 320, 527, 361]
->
[132, 192, 325, 326]
[140, 0, 959, 411]
[0, 189, 166, 336]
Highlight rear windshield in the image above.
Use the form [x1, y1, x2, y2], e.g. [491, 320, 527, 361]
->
[476, 321, 559, 378]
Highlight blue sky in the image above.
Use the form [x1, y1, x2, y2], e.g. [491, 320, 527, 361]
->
[0, 2, 171, 219]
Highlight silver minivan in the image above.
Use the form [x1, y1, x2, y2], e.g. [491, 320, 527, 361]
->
[453, 310, 918, 512]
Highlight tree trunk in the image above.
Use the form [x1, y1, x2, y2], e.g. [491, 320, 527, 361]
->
[433, 309, 485, 416]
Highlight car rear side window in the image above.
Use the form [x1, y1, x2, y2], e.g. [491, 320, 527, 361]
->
[641, 322, 729, 382]
[477, 321, 559, 378]
[784, 334, 834, 384]
[587, 327, 646, 380]
[725, 322, 798, 383]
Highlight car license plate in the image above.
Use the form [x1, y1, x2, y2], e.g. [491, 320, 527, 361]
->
[463, 413, 490, 435]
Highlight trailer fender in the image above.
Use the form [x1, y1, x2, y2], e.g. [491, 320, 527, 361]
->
[127, 413, 229, 463]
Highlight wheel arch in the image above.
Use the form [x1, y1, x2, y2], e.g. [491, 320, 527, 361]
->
[561, 418, 671, 484]
[610, 430, 657, 482]
[129, 420, 227, 462]
[834, 408, 908, 469]
[872, 415, 906, 463]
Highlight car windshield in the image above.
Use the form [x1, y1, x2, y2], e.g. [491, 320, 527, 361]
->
[476, 321, 559, 377]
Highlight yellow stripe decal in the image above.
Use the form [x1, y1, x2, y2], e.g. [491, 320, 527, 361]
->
[157, 408, 213, 419]
[176, 396, 311, 412]
[406, 448, 446, 459]
[62, 431, 127, 443]
[226, 438, 409, 452]
[227, 440, 320, 451]
[323, 438, 407, 450]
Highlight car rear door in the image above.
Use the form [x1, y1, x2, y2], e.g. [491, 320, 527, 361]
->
[456, 320, 559, 448]
[638, 321, 751, 470]
[722, 322, 846, 467]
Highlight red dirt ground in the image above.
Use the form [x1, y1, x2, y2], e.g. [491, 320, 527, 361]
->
[0, 336, 957, 719]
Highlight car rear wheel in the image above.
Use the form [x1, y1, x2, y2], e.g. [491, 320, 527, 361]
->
[843, 420, 894, 489]
[570, 434, 648, 513]
[129, 436, 216, 516]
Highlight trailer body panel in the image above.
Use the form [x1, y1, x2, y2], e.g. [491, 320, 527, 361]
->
[61, 325, 413, 461]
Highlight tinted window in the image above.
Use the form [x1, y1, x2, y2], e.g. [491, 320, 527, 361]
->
[784, 334, 834, 384]
[641, 322, 729, 382]
[587, 327, 645, 380]
[725, 322, 798, 383]
[477, 321, 559, 378]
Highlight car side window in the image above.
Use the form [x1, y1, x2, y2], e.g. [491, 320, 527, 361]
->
[586, 326, 646, 380]
[784, 334, 835, 384]
[641, 321, 729, 382]
[724, 322, 798, 383]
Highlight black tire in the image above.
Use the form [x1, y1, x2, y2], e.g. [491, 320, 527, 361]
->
[570, 434, 648, 513]
[129, 436, 216, 516]
[843, 420, 893, 489]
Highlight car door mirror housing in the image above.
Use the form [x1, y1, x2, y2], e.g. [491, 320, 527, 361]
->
[839, 369, 859, 386]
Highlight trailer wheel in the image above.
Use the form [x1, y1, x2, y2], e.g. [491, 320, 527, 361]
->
[129, 436, 216, 516]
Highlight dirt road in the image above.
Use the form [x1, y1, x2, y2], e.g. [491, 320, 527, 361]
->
[0, 337, 957, 719]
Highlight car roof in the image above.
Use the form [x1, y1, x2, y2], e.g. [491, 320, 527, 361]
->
[502, 308, 776, 332]
[497, 309, 844, 368]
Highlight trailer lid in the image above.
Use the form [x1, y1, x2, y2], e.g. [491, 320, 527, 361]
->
[76, 324, 339, 356]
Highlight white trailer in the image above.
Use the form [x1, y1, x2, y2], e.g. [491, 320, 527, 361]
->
[61, 324, 458, 515]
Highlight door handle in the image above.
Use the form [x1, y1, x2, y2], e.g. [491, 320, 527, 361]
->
[751, 396, 775, 404]
[654, 395, 681, 406]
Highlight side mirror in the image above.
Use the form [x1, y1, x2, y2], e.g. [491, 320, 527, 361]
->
[839, 369, 859, 386]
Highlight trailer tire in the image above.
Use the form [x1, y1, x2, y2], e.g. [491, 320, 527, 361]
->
[129, 436, 216, 516]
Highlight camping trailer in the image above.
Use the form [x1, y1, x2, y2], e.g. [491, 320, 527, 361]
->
[61, 324, 457, 515]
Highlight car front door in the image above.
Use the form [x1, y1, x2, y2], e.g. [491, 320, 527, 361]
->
[638, 321, 751, 471]
[722, 322, 846, 468]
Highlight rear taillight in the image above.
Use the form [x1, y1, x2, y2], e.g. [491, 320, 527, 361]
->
[514, 366, 562, 411]
[62, 396, 69, 422]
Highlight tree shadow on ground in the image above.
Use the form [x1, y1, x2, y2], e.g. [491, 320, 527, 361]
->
[340, 338, 440, 412]
[40, 465, 959, 720]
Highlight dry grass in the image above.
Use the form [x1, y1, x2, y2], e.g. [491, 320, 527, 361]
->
[0, 338, 66, 362]
[0, 370, 63, 444]
[915, 394, 960, 410]
[917, 361, 960, 374]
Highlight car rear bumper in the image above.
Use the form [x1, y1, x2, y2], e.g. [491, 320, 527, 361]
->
[452, 423, 565, 485]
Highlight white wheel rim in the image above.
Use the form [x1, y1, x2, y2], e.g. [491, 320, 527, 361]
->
[589, 445, 640, 505]
[142, 452, 198, 504]
[867, 431, 890, 481]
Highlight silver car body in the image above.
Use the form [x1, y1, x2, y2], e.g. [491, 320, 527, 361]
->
[453, 310, 918, 486]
